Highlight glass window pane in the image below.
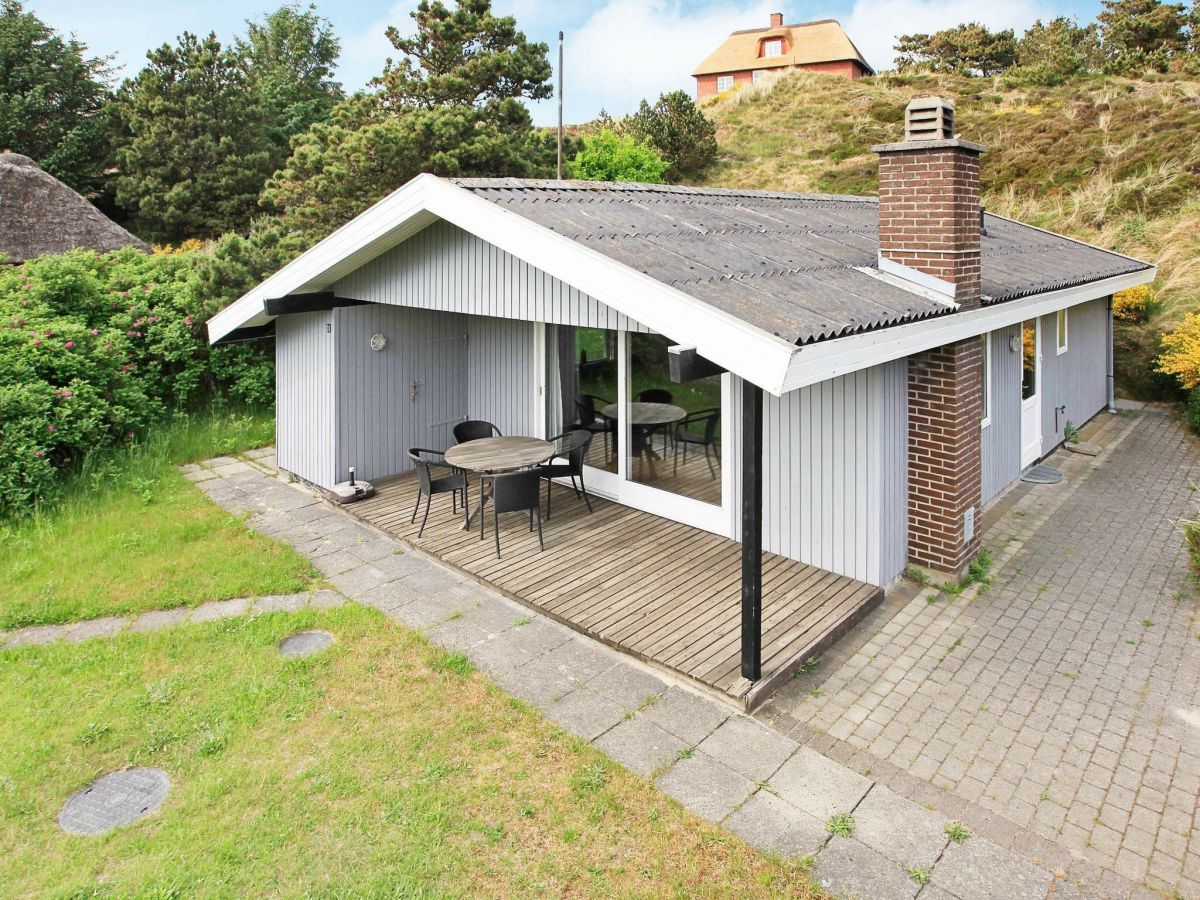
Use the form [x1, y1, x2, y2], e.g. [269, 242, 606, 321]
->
[626, 333, 722, 506]
[1057, 309, 1068, 350]
[1021, 321, 1037, 400]
[547, 325, 618, 474]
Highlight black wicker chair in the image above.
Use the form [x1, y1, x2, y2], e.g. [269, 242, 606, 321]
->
[408, 448, 468, 537]
[573, 393, 615, 458]
[539, 430, 594, 520]
[479, 469, 544, 558]
[453, 420, 501, 444]
[673, 408, 721, 478]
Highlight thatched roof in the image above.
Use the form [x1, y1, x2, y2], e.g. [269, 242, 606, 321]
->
[691, 19, 873, 77]
[0, 152, 149, 263]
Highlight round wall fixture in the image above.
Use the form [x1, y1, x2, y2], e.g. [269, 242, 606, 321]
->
[1008, 334, 1021, 353]
[369, 333, 387, 351]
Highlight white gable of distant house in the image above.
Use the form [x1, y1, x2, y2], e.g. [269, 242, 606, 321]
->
[334, 218, 651, 334]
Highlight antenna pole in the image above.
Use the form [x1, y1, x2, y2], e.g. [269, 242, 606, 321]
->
[557, 31, 564, 180]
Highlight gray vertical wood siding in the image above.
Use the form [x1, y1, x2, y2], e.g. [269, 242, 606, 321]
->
[981, 325, 1022, 505]
[466, 316, 536, 438]
[334, 219, 649, 332]
[276, 312, 334, 486]
[1039, 298, 1109, 454]
[332, 304, 469, 484]
[762, 360, 907, 587]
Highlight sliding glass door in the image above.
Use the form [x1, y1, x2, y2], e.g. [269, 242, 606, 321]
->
[543, 324, 730, 535]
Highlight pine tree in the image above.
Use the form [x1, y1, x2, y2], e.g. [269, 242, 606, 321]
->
[237, 3, 343, 172]
[114, 32, 273, 242]
[0, 0, 113, 197]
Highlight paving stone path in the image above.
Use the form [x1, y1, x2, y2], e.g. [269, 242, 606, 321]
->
[766, 408, 1200, 899]
[143, 444, 1163, 899]
[0, 590, 345, 649]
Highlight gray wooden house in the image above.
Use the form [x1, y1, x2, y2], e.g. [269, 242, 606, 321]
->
[208, 98, 1152, 706]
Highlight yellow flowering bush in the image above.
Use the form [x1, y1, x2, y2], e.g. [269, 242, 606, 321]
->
[1112, 285, 1154, 321]
[1157, 312, 1200, 390]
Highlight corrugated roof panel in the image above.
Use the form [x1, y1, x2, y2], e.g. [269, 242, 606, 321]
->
[451, 179, 1151, 345]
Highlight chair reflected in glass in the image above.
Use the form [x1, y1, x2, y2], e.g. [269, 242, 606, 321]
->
[407, 448, 468, 537]
[573, 394, 615, 459]
[673, 408, 721, 478]
[539, 430, 594, 520]
[453, 420, 502, 444]
[479, 469, 544, 558]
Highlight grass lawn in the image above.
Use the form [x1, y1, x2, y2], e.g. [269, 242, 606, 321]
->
[1, 604, 821, 897]
[0, 411, 319, 630]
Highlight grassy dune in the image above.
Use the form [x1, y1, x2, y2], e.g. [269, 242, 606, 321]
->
[699, 70, 1200, 398]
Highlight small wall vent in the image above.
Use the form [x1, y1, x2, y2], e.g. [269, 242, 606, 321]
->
[905, 97, 955, 141]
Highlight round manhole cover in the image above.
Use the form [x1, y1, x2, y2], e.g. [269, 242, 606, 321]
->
[278, 630, 333, 657]
[58, 767, 170, 835]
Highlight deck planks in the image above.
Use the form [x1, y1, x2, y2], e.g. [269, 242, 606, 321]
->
[348, 472, 882, 706]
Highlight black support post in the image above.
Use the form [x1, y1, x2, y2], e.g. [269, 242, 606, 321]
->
[741, 379, 763, 682]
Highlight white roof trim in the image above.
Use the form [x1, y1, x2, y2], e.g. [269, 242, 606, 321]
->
[778, 267, 1155, 393]
[207, 174, 801, 394]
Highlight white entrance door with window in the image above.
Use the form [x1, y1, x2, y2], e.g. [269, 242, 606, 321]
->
[539, 325, 733, 536]
[1020, 319, 1042, 468]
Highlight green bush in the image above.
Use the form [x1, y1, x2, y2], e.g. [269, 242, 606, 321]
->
[0, 248, 274, 518]
[1186, 385, 1200, 434]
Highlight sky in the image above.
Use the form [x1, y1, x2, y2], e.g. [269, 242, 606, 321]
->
[30, 0, 1105, 125]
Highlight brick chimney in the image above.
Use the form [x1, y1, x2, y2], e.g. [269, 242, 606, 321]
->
[770, 12, 784, 26]
[872, 97, 985, 310]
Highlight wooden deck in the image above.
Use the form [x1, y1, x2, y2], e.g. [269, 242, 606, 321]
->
[348, 473, 882, 708]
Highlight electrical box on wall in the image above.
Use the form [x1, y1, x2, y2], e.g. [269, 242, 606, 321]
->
[964, 506, 975, 543]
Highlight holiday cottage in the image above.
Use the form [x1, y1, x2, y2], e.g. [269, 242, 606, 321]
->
[208, 98, 1152, 708]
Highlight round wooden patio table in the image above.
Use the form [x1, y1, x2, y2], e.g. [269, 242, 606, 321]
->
[444, 436, 554, 529]
[601, 402, 686, 479]
[600, 401, 686, 428]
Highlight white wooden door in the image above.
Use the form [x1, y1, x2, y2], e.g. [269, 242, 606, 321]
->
[1020, 319, 1042, 468]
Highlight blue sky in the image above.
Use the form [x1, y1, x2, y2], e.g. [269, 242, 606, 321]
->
[31, 0, 1104, 124]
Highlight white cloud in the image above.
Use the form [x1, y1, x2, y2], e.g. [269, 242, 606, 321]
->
[843, 0, 1053, 73]
[530, 0, 774, 124]
[335, 2, 416, 94]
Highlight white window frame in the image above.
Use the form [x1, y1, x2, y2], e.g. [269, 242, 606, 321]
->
[980, 332, 992, 429]
[752, 69, 766, 83]
[715, 75, 735, 93]
[1056, 308, 1069, 355]
[762, 38, 783, 57]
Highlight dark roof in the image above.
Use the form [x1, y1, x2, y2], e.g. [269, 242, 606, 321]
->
[452, 179, 1150, 345]
[0, 153, 149, 263]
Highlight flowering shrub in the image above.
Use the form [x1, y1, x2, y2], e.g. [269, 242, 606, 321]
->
[1157, 312, 1200, 391]
[1112, 285, 1155, 321]
[0, 248, 274, 517]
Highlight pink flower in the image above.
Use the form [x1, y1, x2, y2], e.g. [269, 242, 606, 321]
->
[90, 329, 99, 336]
[31, 339, 40, 346]
[47, 424, 56, 431]
[184, 315, 194, 326]
[64, 340, 74, 349]
[33, 450, 42, 458]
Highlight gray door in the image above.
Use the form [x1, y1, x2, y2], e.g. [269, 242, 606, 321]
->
[418, 324, 468, 451]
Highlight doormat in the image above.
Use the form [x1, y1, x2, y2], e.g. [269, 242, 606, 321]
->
[1021, 464, 1063, 484]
